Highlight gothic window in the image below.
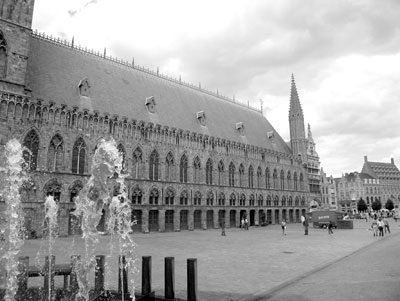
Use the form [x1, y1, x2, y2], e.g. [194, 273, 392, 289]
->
[265, 167, 270, 189]
[249, 194, 255, 206]
[44, 179, 62, 202]
[287, 171, 291, 190]
[78, 78, 90, 97]
[274, 195, 279, 207]
[180, 190, 189, 205]
[282, 196, 286, 207]
[300, 173, 304, 190]
[248, 165, 254, 188]
[149, 188, 159, 205]
[257, 167, 262, 189]
[69, 181, 83, 202]
[145, 96, 156, 113]
[47, 134, 64, 172]
[273, 169, 278, 188]
[165, 187, 175, 205]
[117, 144, 126, 172]
[229, 193, 236, 206]
[229, 162, 235, 187]
[239, 164, 245, 187]
[131, 187, 142, 204]
[193, 156, 201, 184]
[218, 160, 224, 185]
[206, 191, 214, 206]
[218, 192, 225, 206]
[132, 147, 143, 179]
[194, 191, 202, 205]
[239, 194, 246, 206]
[149, 150, 159, 180]
[288, 196, 293, 207]
[301, 197, 306, 206]
[266, 195, 272, 207]
[280, 170, 285, 190]
[165, 152, 174, 182]
[19, 180, 37, 203]
[258, 195, 263, 206]
[294, 172, 298, 191]
[206, 158, 213, 185]
[72, 137, 86, 174]
[0, 31, 7, 78]
[23, 129, 39, 171]
[179, 154, 188, 183]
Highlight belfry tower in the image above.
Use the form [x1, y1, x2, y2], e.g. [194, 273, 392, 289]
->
[0, 0, 35, 94]
[288, 74, 307, 163]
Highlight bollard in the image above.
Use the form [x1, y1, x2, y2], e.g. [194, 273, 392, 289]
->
[43, 255, 55, 301]
[17, 256, 29, 299]
[95, 255, 105, 292]
[187, 258, 198, 301]
[165, 257, 175, 300]
[142, 256, 152, 296]
[118, 255, 128, 294]
[70, 255, 80, 298]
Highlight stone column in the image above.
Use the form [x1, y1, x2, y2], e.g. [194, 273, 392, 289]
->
[142, 209, 149, 233]
[159, 209, 166, 232]
[201, 209, 207, 230]
[175, 209, 181, 232]
[255, 210, 259, 226]
[188, 208, 194, 231]
[236, 209, 240, 228]
[213, 209, 219, 229]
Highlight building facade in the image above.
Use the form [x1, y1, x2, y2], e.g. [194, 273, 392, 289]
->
[0, 1, 313, 237]
[320, 168, 337, 210]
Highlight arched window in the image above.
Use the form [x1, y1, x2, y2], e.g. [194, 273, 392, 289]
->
[132, 147, 143, 179]
[248, 165, 254, 188]
[273, 169, 278, 189]
[266, 195, 272, 207]
[165, 152, 174, 182]
[218, 160, 224, 185]
[257, 167, 262, 189]
[280, 170, 285, 190]
[206, 191, 214, 206]
[69, 180, 83, 202]
[180, 190, 189, 205]
[229, 162, 235, 187]
[47, 134, 64, 172]
[72, 137, 86, 174]
[19, 179, 37, 203]
[180, 154, 188, 183]
[44, 179, 62, 202]
[265, 167, 270, 189]
[117, 144, 126, 172]
[165, 187, 175, 205]
[239, 164, 245, 187]
[274, 195, 279, 206]
[229, 193, 236, 206]
[239, 194, 246, 206]
[288, 196, 293, 207]
[295, 197, 299, 206]
[206, 158, 212, 185]
[258, 195, 263, 206]
[149, 188, 159, 205]
[0, 30, 7, 78]
[300, 173, 304, 190]
[294, 172, 298, 191]
[249, 194, 255, 206]
[218, 192, 225, 206]
[301, 197, 306, 206]
[193, 156, 201, 184]
[131, 187, 142, 204]
[287, 171, 291, 190]
[194, 191, 201, 205]
[23, 129, 40, 171]
[282, 196, 286, 207]
[149, 150, 159, 180]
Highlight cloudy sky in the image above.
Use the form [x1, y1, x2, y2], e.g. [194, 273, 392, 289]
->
[31, 0, 400, 178]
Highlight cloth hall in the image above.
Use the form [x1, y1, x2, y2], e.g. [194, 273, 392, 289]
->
[0, 0, 321, 236]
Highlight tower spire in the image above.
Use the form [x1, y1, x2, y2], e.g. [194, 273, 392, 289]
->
[290, 74, 303, 113]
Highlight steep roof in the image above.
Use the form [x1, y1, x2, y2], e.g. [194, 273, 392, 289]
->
[26, 35, 292, 154]
[361, 161, 400, 180]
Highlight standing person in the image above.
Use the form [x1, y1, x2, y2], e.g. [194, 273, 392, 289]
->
[304, 217, 309, 235]
[245, 217, 249, 230]
[377, 218, 384, 237]
[383, 217, 390, 234]
[281, 219, 287, 235]
[219, 218, 226, 236]
[371, 218, 378, 237]
[241, 217, 245, 230]
[328, 220, 334, 235]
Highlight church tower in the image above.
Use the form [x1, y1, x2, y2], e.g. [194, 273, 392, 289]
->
[0, 0, 35, 94]
[288, 74, 307, 163]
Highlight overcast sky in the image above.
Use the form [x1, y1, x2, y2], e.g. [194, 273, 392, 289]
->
[31, 0, 400, 178]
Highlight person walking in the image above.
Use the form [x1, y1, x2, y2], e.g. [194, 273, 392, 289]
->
[377, 218, 385, 237]
[241, 217, 245, 230]
[304, 218, 309, 235]
[281, 219, 287, 235]
[383, 217, 390, 234]
[219, 218, 226, 236]
[328, 220, 334, 235]
[245, 217, 249, 230]
[371, 218, 378, 237]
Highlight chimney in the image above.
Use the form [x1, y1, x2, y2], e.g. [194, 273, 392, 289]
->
[364, 155, 368, 162]
[391, 158, 394, 164]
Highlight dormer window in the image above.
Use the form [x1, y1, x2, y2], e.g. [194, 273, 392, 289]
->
[78, 78, 90, 97]
[267, 131, 274, 139]
[236, 122, 245, 136]
[197, 111, 206, 126]
[145, 96, 156, 113]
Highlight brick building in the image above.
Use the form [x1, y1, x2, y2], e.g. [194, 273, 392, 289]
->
[0, 1, 316, 236]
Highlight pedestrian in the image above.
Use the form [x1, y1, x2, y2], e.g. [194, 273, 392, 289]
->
[383, 217, 390, 234]
[241, 217, 245, 230]
[304, 218, 309, 235]
[245, 217, 249, 230]
[281, 219, 287, 235]
[328, 220, 334, 235]
[377, 218, 384, 237]
[371, 218, 378, 237]
[219, 218, 226, 236]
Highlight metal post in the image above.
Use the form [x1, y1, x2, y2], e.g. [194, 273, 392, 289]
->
[118, 255, 128, 294]
[95, 255, 105, 292]
[164, 257, 175, 300]
[43, 255, 55, 301]
[142, 256, 152, 296]
[187, 258, 198, 301]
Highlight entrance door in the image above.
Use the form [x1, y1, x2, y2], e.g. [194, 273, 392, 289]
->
[275, 209, 280, 224]
[194, 210, 202, 229]
[289, 209, 294, 223]
[282, 209, 287, 222]
[180, 210, 188, 230]
[206, 210, 214, 229]
[295, 209, 300, 222]
[230, 210, 236, 227]
[267, 210, 272, 224]
[259, 210, 266, 225]
[250, 210, 255, 226]
[165, 210, 174, 232]
[131, 210, 142, 233]
[149, 210, 159, 232]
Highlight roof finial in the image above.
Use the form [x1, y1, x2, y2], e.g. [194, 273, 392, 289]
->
[132, 57, 135, 67]
[157, 66, 159, 75]
[71, 36, 74, 48]
[259, 98, 263, 113]
[103, 47, 107, 58]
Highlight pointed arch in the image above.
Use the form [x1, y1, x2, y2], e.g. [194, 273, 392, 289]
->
[280, 169, 285, 190]
[72, 137, 86, 174]
[44, 178, 62, 202]
[287, 170, 291, 190]
[239, 193, 246, 206]
[265, 167, 270, 189]
[149, 187, 159, 205]
[132, 146, 143, 179]
[149, 149, 160, 180]
[300, 173, 304, 191]
[23, 129, 40, 171]
[217, 160, 224, 185]
[19, 179, 37, 202]
[229, 193, 236, 206]
[131, 186, 143, 204]
[206, 190, 214, 206]
[229, 162, 235, 187]
[47, 134, 64, 172]
[193, 156, 201, 184]
[180, 190, 189, 205]
[294, 172, 298, 191]
[69, 180, 83, 202]
[165, 186, 175, 205]
[218, 191, 225, 206]
[194, 191, 202, 206]
[117, 143, 126, 172]
[206, 158, 213, 185]
[239, 164, 245, 187]
[248, 165, 254, 188]
[165, 152, 174, 181]
[257, 166, 262, 189]
[179, 153, 188, 183]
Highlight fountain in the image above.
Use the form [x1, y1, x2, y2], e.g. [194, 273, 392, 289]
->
[0, 138, 137, 300]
